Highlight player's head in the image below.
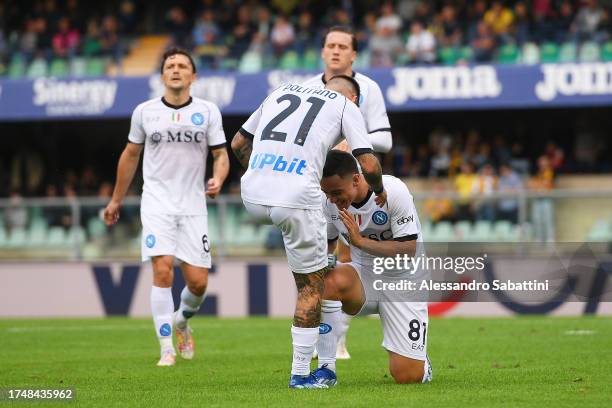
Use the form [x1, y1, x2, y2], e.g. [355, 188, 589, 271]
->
[321, 26, 357, 74]
[325, 74, 361, 106]
[160, 47, 196, 91]
[321, 150, 362, 210]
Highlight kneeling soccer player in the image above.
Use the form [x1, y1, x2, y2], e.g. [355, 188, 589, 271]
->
[314, 150, 432, 385]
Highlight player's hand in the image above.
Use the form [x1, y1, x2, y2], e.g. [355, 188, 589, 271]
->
[338, 209, 364, 248]
[206, 178, 222, 198]
[332, 139, 350, 152]
[375, 190, 387, 207]
[103, 200, 121, 226]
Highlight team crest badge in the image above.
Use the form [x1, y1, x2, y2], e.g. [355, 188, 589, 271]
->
[372, 211, 388, 225]
[191, 112, 205, 126]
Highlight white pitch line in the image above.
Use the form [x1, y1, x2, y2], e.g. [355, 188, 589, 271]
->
[4, 322, 226, 333]
[564, 329, 596, 335]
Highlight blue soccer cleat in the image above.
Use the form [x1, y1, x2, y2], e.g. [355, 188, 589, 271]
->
[312, 364, 337, 387]
[288, 373, 329, 389]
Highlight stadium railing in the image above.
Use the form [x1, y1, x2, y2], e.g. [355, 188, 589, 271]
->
[0, 190, 611, 261]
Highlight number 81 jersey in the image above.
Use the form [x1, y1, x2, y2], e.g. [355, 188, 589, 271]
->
[239, 84, 373, 210]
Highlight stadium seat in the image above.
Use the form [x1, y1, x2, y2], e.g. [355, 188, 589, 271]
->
[497, 44, 520, 64]
[558, 42, 577, 62]
[85, 57, 107, 76]
[8, 55, 27, 78]
[586, 220, 612, 242]
[7, 227, 28, 248]
[493, 220, 512, 241]
[47, 227, 68, 247]
[539, 42, 559, 63]
[87, 217, 107, 240]
[420, 221, 433, 240]
[429, 221, 454, 242]
[279, 51, 300, 70]
[472, 220, 492, 241]
[219, 58, 238, 71]
[601, 41, 612, 61]
[578, 41, 601, 62]
[457, 46, 474, 63]
[67, 226, 87, 246]
[302, 48, 319, 70]
[354, 50, 371, 69]
[521, 42, 540, 64]
[0, 227, 7, 247]
[49, 58, 70, 77]
[454, 221, 472, 241]
[26, 58, 48, 78]
[28, 217, 49, 247]
[70, 57, 88, 76]
[238, 51, 263, 73]
[438, 46, 459, 65]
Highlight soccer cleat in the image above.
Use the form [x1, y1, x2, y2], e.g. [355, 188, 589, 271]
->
[156, 350, 176, 367]
[336, 337, 351, 360]
[288, 373, 329, 389]
[175, 323, 195, 360]
[423, 355, 433, 383]
[312, 364, 337, 387]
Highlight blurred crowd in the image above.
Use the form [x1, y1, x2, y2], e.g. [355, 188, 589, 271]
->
[2, 0, 612, 70]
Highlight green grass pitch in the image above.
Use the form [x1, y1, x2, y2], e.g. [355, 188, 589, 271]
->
[0, 316, 610, 407]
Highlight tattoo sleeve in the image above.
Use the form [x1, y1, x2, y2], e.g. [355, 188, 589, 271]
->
[231, 134, 253, 169]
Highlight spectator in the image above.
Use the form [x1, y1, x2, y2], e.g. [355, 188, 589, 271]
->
[82, 18, 102, 56]
[5, 190, 28, 231]
[192, 9, 224, 68]
[294, 11, 317, 56]
[19, 17, 39, 60]
[528, 155, 555, 242]
[424, 181, 454, 223]
[497, 164, 523, 223]
[118, 0, 137, 36]
[52, 17, 80, 58]
[434, 4, 462, 47]
[270, 15, 295, 58]
[256, 6, 273, 40]
[406, 20, 436, 64]
[545, 141, 565, 171]
[466, 0, 488, 43]
[556, 1, 575, 43]
[230, 5, 255, 59]
[472, 21, 496, 62]
[513, 2, 532, 45]
[573, 0, 606, 42]
[454, 162, 477, 221]
[472, 163, 497, 221]
[100, 15, 121, 60]
[370, 3, 403, 67]
[484, 1, 514, 44]
[165, 6, 191, 49]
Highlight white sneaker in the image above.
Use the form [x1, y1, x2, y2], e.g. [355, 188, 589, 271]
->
[156, 350, 176, 367]
[336, 338, 351, 360]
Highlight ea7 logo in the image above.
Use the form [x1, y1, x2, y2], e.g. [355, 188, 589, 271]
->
[396, 215, 414, 225]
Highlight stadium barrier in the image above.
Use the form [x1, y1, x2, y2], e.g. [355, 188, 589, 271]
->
[0, 258, 610, 317]
[2, 63, 612, 120]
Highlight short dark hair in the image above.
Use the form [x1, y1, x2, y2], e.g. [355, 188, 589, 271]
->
[322, 26, 358, 51]
[328, 74, 361, 106]
[323, 150, 359, 178]
[160, 47, 196, 74]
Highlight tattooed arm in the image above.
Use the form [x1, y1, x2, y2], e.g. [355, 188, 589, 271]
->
[230, 130, 253, 169]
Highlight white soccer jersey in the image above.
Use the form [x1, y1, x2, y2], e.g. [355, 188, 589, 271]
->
[301, 72, 392, 152]
[239, 84, 373, 210]
[128, 96, 226, 215]
[324, 175, 423, 269]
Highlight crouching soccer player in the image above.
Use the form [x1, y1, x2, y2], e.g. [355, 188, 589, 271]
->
[314, 151, 432, 385]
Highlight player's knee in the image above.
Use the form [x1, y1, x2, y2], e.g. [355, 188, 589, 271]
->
[390, 368, 423, 384]
[187, 280, 207, 296]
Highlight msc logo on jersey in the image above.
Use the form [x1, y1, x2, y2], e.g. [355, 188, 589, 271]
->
[191, 112, 205, 126]
[145, 234, 156, 248]
[396, 215, 414, 225]
[249, 153, 307, 175]
[372, 211, 388, 225]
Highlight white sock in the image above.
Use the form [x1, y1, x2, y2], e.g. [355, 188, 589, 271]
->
[291, 326, 319, 376]
[337, 311, 351, 345]
[175, 287, 205, 330]
[151, 286, 175, 354]
[317, 300, 342, 372]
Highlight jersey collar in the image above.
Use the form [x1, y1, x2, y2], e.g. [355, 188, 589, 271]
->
[161, 96, 193, 110]
[351, 189, 373, 209]
[321, 71, 356, 84]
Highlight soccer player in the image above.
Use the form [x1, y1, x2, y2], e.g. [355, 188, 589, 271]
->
[103, 48, 229, 367]
[231, 75, 386, 388]
[314, 150, 432, 385]
[303, 26, 393, 358]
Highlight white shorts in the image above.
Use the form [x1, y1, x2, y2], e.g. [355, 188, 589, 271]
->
[346, 261, 429, 361]
[243, 200, 327, 274]
[141, 212, 212, 268]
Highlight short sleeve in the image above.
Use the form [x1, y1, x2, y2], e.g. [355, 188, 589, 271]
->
[341, 99, 373, 154]
[240, 102, 264, 140]
[127, 104, 145, 144]
[206, 103, 227, 148]
[362, 82, 392, 152]
[388, 179, 420, 240]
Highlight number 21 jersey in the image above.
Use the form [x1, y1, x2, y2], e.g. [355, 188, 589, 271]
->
[239, 84, 373, 210]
